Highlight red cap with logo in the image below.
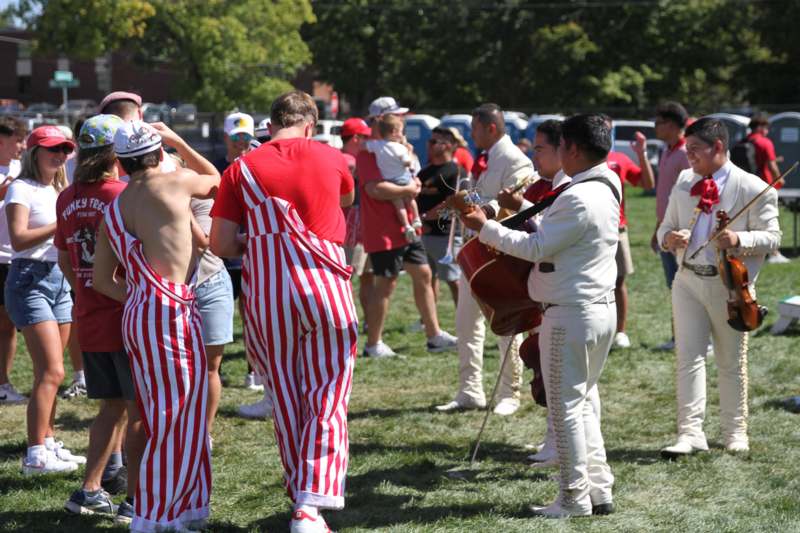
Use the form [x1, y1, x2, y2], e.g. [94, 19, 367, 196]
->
[27, 125, 76, 150]
[341, 118, 371, 138]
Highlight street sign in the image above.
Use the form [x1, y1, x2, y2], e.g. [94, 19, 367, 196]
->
[54, 70, 73, 83]
[49, 79, 80, 88]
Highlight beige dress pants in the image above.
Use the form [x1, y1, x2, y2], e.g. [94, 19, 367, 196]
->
[672, 269, 749, 444]
[454, 274, 522, 405]
[540, 296, 616, 508]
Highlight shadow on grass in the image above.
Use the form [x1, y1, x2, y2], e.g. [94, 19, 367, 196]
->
[763, 397, 800, 413]
[54, 411, 94, 432]
[348, 405, 442, 421]
[0, 440, 26, 460]
[607, 447, 665, 465]
[0, 510, 110, 532]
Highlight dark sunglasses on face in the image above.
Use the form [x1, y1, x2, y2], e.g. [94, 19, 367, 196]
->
[230, 133, 253, 143]
[44, 144, 73, 155]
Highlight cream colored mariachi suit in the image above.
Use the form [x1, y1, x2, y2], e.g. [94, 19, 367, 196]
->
[657, 161, 780, 449]
[480, 161, 621, 512]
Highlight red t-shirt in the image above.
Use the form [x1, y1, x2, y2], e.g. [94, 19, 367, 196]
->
[357, 151, 413, 253]
[54, 179, 127, 352]
[606, 151, 642, 229]
[747, 132, 778, 185]
[454, 147, 474, 176]
[211, 138, 354, 244]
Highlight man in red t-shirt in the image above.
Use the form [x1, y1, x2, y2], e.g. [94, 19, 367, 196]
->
[603, 116, 655, 349]
[55, 114, 144, 520]
[210, 91, 357, 533]
[747, 115, 781, 186]
[357, 97, 457, 358]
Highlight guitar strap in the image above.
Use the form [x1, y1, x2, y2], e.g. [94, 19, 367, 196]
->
[501, 176, 620, 229]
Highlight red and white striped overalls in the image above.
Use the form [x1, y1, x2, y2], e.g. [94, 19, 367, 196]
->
[105, 199, 211, 532]
[237, 160, 358, 510]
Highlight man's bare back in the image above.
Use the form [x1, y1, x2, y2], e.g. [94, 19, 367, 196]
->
[93, 121, 219, 301]
[118, 167, 213, 284]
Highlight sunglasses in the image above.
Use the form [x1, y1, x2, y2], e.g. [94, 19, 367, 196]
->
[229, 133, 253, 143]
[44, 144, 74, 155]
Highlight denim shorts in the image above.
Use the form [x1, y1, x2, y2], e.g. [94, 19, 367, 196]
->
[4, 258, 73, 328]
[194, 269, 234, 346]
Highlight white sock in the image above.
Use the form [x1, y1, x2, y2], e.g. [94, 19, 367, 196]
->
[44, 436, 56, 450]
[294, 504, 318, 517]
[74, 370, 85, 385]
[28, 444, 48, 460]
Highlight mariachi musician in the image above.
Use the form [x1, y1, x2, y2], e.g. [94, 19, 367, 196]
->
[460, 114, 621, 518]
[657, 117, 780, 458]
[436, 103, 533, 416]
[497, 118, 570, 467]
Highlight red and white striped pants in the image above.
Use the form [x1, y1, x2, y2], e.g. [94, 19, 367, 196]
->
[243, 230, 358, 509]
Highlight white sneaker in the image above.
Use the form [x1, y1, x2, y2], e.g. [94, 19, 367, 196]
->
[528, 442, 557, 463]
[766, 251, 791, 264]
[363, 341, 397, 358]
[427, 330, 457, 353]
[237, 395, 274, 420]
[61, 379, 87, 399]
[655, 339, 675, 351]
[434, 398, 486, 412]
[244, 372, 265, 392]
[290, 509, 331, 533]
[0, 382, 26, 404]
[493, 397, 520, 416]
[612, 332, 631, 349]
[725, 436, 750, 453]
[47, 440, 86, 464]
[22, 450, 78, 475]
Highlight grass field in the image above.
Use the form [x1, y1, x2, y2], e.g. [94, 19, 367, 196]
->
[1, 191, 800, 532]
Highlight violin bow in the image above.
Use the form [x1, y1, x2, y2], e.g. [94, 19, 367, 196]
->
[688, 161, 797, 260]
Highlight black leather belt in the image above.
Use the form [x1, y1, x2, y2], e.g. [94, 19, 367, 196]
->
[682, 261, 718, 277]
[539, 262, 555, 273]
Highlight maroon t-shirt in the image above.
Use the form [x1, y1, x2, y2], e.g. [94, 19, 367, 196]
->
[54, 179, 126, 352]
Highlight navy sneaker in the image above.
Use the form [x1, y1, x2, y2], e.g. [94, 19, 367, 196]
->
[101, 466, 128, 495]
[114, 498, 134, 525]
[64, 488, 117, 516]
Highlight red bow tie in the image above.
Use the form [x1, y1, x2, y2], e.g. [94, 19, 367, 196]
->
[472, 152, 488, 180]
[690, 175, 719, 214]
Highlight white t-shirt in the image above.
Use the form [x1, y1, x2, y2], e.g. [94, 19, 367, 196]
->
[5, 177, 59, 262]
[0, 160, 22, 264]
[366, 139, 415, 185]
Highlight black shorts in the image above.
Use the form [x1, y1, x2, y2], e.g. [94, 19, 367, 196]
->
[369, 241, 428, 278]
[0, 263, 8, 306]
[83, 351, 136, 401]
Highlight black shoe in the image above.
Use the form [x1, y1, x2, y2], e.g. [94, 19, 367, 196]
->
[101, 466, 128, 495]
[592, 503, 615, 515]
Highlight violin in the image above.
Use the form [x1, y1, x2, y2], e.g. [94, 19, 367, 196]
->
[715, 210, 767, 332]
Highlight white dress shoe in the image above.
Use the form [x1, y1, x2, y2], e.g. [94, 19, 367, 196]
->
[529, 498, 592, 518]
[434, 399, 485, 412]
[661, 437, 709, 458]
[492, 398, 520, 416]
[725, 438, 749, 453]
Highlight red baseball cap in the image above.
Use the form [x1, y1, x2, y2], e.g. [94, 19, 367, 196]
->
[99, 91, 142, 112]
[27, 125, 76, 150]
[341, 118, 371, 138]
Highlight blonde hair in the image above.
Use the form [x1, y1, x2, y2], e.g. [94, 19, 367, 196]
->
[377, 114, 404, 139]
[18, 147, 68, 192]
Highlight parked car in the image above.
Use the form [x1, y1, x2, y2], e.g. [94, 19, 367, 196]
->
[58, 99, 97, 118]
[25, 102, 58, 115]
[142, 102, 172, 124]
[313, 119, 343, 149]
[612, 119, 663, 173]
[706, 112, 750, 144]
[172, 103, 197, 124]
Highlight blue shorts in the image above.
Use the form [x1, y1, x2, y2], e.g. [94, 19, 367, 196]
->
[194, 269, 234, 346]
[4, 258, 73, 328]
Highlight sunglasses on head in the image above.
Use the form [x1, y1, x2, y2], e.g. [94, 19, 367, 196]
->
[44, 144, 73, 155]
[229, 133, 253, 143]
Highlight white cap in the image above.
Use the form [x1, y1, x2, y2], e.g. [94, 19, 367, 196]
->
[368, 96, 409, 118]
[224, 112, 255, 136]
[114, 120, 162, 158]
[255, 118, 270, 136]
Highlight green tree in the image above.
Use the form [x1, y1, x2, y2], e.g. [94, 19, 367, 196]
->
[17, 0, 315, 111]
